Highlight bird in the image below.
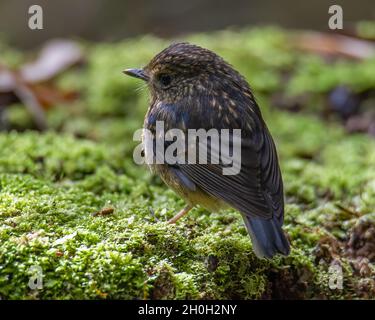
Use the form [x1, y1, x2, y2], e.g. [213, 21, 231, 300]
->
[123, 42, 290, 259]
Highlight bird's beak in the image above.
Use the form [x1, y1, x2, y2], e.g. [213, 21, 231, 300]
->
[122, 68, 149, 81]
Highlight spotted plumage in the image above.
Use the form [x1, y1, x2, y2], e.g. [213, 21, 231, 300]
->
[123, 42, 290, 258]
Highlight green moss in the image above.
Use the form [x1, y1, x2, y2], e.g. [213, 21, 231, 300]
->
[1, 26, 375, 299]
[0, 39, 24, 67]
[357, 21, 375, 40]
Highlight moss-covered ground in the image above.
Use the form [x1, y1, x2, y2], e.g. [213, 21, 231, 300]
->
[0, 27, 375, 299]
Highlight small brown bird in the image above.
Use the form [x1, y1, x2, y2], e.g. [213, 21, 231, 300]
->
[123, 42, 290, 258]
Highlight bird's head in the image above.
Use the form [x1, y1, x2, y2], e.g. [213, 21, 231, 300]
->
[123, 42, 248, 104]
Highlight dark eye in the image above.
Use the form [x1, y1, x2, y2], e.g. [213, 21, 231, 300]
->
[158, 73, 172, 88]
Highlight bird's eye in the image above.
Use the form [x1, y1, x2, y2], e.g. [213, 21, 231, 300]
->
[158, 73, 172, 88]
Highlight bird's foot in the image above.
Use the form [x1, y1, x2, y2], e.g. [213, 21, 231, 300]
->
[167, 205, 192, 224]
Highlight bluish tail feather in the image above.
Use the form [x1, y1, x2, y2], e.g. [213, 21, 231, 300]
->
[244, 215, 290, 259]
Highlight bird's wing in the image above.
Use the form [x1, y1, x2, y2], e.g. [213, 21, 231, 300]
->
[176, 116, 283, 220]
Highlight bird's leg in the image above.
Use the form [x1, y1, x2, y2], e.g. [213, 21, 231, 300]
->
[167, 205, 193, 224]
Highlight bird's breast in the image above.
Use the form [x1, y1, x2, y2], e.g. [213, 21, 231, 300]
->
[144, 101, 191, 132]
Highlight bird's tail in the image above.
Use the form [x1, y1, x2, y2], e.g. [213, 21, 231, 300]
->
[243, 215, 290, 259]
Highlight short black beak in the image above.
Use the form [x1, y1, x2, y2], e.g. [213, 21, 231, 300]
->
[122, 68, 149, 81]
